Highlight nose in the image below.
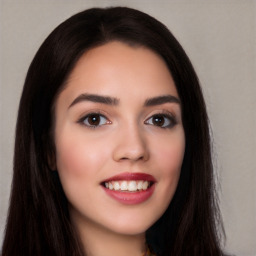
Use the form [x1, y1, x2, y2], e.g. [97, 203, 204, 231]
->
[112, 124, 149, 162]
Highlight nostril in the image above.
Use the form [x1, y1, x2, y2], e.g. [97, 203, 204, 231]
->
[112, 133, 149, 162]
[120, 157, 129, 160]
[119, 154, 146, 162]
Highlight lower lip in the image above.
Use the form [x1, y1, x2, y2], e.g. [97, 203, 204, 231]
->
[102, 184, 155, 205]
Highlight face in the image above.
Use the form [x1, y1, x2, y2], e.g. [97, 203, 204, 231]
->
[54, 41, 185, 236]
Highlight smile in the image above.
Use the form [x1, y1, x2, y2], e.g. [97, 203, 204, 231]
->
[101, 172, 156, 204]
[104, 180, 152, 192]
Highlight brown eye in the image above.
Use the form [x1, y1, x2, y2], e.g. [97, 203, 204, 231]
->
[145, 114, 176, 128]
[152, 115, 165, 126]
[87, 114, 101, 126]
[81, 113, 109, 128]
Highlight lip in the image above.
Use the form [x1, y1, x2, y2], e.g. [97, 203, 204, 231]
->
[101, 172, 156, 205]
[102, 172, 156, 182]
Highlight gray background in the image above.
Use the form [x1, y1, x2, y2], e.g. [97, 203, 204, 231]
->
[0, 1, 255, 255]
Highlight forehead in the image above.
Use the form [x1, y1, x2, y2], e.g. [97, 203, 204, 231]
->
[59, 41, 178, 104]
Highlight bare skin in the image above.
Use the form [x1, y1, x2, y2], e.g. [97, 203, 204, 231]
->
[54, 41, 185, 256]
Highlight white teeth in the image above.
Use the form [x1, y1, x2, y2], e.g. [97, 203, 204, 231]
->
[104, 180, 151, 191]
[137, 181, 143, 190]
[109, 183, 113, 190]
[113, 182, 120, 191]
[120, 181, 128, 190]
[128, 181, 137, 191]
[142, 181, 149, 190]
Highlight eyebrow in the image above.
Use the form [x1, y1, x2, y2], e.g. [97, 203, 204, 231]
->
[144, 95, 180, 106]
[69, 93, 119, 108]
[69, 93, 180, 109]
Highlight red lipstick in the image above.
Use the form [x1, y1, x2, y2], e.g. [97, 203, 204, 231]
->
[103, 172, 156, 182]
[101, 172, 156, 205]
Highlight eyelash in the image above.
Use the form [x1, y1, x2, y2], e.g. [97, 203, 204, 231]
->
[77, 112, 111, 129]
[77, 112, 177, 129]
[144, 112, 177, 129]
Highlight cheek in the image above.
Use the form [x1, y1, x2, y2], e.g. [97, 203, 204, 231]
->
[54, 131, 113, 212]
[56, 137, 87, 178]
[55, 131, 110, 185]
[156, 132, 185, 175]
[152, 131, 185, 197]
[160, 142, 184, 175]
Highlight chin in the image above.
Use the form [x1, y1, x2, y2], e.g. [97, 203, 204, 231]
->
[108, 223, 151, 236]
[102, 210, 164, 236]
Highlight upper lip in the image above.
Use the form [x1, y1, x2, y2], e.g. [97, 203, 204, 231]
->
[102, 172, 156, 183]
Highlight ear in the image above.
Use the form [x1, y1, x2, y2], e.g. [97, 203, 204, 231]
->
[45, 132, 57, 171]
[46, 139, 57, 171]
[47, 152, 57, 171]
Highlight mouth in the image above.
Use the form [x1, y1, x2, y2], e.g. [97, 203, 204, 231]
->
[102, 180, 154, 192]
[101, 172, 156, 205]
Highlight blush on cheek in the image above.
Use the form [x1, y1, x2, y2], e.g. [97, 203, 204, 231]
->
[55, 147, 90, 207]
[160, 144, 185, 171]
[56, 140, 86, 178]
[55, 136, 108, 179]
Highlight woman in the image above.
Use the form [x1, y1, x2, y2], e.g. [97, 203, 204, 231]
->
[2, 7, 226, 256]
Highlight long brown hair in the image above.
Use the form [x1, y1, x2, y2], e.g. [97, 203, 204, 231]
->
[2, 7, 225, 256]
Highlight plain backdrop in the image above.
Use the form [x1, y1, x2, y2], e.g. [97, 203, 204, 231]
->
[0, 1, 255, 255]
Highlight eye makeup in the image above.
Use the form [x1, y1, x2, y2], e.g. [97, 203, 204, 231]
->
[77, 112, 111, 129]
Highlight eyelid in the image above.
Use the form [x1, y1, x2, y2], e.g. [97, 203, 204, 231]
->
[76, 109, 109, 122]
[77, 111, 111, 128]
[144, 111, 177, 128]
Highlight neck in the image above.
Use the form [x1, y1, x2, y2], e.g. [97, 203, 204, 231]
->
[72, 214, 146, 256]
